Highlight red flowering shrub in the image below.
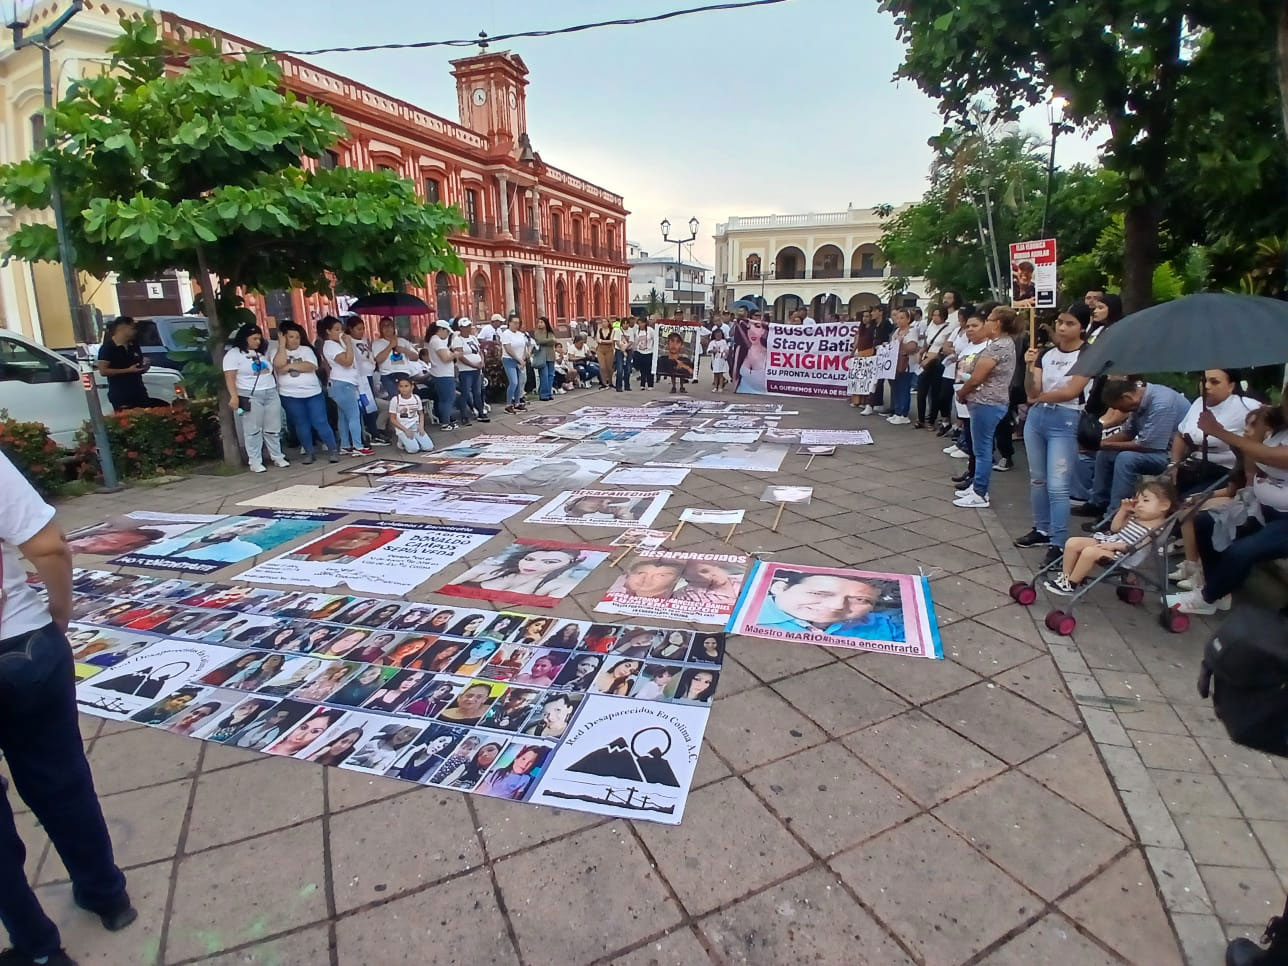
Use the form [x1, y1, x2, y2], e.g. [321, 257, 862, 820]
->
[76, 400, 220, 482]
[0, 411, 66, 497]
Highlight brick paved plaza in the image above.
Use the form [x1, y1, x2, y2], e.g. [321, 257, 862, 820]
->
[10, 386, 1283, 966]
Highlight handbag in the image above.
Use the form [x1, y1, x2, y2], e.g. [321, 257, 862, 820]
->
[1198, 606, 1288, 757]
[1176, 456, 1229, 494]
[1076, 411, 1103, 450]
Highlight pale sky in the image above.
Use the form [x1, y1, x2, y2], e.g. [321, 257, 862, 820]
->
[158, 0, 1102, 264]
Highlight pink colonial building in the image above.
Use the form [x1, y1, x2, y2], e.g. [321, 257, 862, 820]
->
[163, 14, 631, 335]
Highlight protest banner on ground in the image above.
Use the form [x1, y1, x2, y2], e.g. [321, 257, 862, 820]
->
[595, 550, 748, 626]
[1009, 238, 1058, 309]
[562, 439, 672, 464]
[438, 537, 611, 609]
[339, 459, 418, 477]
[679, 428, 762, 444]
[527, 489, 672, 529]
[237, 486, 368, 511]
[601, 466, 690, 487]
[75, 638, 241, 719]
[238, 520, 499, 595]
[731, 320, 859, 398]
[679, 508, 745, 525]
[760, 485, 813, 505]
[435, 436, 569, 460]
[765, 428, 873, 446]
[68, 511, 225, 557]
[107, 510, 344, 576]
[654, 324, 700, 382]
[331, 485, 540, 525]
[396, 458, 505, 488]
[609, 528, 672, 550]
[729, 561, 943, 659]
[472, 456, 615, 492]
[646, 442, 788, 472]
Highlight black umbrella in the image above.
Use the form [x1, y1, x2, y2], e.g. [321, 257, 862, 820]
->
[1071, 293, 1288, 377]
[345, 292, 432, 316]
[732, 297, 763, 311]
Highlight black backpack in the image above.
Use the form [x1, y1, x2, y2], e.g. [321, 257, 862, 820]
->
[1197, 606, 1288, 757]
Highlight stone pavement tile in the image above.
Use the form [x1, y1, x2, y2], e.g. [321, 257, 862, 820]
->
[1128, 731, 1209, 773]
[166, 820, 327, 962]
[812, 536, 887, 566]
[744, 742, 916, 857]
[863, 526, 939, 554]
[727, 638, 834, 682]
[1151, 769, 1241, 818]
[34, 858, 170, 966]
[971, 605, 1049, 648]
[846, 649, 981, 706]
[905, 517, 981, 544]
[1082, 707, 1133, 747]
[1120, 786, 1185, 849]
[636, 778, 811, 916]
[703, 686, 827, 771]
[1252, 820, 1288, 870]
[186, 757, 325, 852]
[1059, 849, 1183, 966]
[326, 765, 415, 813]
[610, 929, 712, 966]
[1177, 814, 1271, 869]
[1199, 865, 1286, 925]
[1115, 701, 1190, 736]
[771, 663, 909, 737]
[200, 742, 262, 773]
[1146, 845, 1216, 915]
[831, 814, 1037, 966]
[908, 547, 1002, 581]
[1175, 701, 1229, 740]
[1172, 913, 1232, 966]
[934, 770, 1129, 901]
[698, 868, 915, 966]
[712, 655, 760, 699]
[1092, 669, 1165, 702]
[860, 504, 925, 526]
[328, 787, 484, 913]
[496, 823, 682, 966]
[974, 914, 1122, 966]
[926, 575, 1012, 618]
[924, 683, 1079, 765]
[1198, 736, 1283, 779]
[334, 868, 516, 966]
[87, 726, 201, 796]
[937, 619, 1040, 676]
[693, 740, 732, 788]
[1020, 733, 1132, 837]
[844, 709, 1006, 808]
[952, 532, 1000, 557]
[992, 655, 1079, 721]
[41, 779, 191, 884]
[954, 564, 1015, 592]
[471, 793, 606, 860]
[192, 924, 332, 965]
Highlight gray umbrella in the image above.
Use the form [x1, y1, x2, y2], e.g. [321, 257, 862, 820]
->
[1071, 293, 1288, 376]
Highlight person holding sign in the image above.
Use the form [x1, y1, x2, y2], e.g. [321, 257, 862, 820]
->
[730, 315, 768, 394]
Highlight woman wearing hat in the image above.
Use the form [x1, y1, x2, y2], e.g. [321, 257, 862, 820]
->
[453, 318, 489, 422]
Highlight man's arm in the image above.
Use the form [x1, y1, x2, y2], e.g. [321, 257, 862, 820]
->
[22, 521, 72, 629]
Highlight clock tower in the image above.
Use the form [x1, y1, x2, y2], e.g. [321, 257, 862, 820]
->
[451, 50, 529, 151]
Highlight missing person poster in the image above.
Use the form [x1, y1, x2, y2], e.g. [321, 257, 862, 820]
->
[68, 512, 225, 558]
[1009, 238, 1058, 309]
[654, 324, 700, 382]
[730, 319, 860, 398]
[595, 550, 748, 626]
[729, 561, 943, 660]
[238, 520, 499, 595]
[331, 485, 540, 525]
[526, 489, 672, 530]
[438, 537, 612, 609]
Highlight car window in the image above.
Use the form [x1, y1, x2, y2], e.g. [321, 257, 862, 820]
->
[133, 320, 163, 346]
[0, 335, 65, 384]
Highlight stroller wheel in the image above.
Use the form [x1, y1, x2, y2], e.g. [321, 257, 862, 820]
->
[1010, 582, 1037, 606]
[1163, 609, 1191, 634]
[1044, 610, 1065, 631]
[1116, 586, 1146, 605]
[1056, 614, 1077, 636]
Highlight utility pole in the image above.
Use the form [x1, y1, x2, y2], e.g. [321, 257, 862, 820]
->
[9, 0, 122, 490]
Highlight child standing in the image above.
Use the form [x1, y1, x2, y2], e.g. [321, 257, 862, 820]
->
[388, 377, 435, 453]
[1044, 479, 1177, 595]
[709, 328, 730, 392]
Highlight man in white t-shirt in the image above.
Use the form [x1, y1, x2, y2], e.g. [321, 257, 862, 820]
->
[453, 318, 489, 423]
[427, 319, 468, 429]
[478, 313, 504, 342]
[0, 453, 138, 964]
[371, 316, 418, 398]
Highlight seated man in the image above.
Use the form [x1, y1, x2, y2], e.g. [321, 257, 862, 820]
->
[1080, 377, 1190, 530]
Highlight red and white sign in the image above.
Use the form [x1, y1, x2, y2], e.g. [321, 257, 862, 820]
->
[1008, 239, 1058, 309]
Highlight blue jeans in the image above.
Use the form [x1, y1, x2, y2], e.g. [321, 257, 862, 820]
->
[432, 375, 466, 425]
[575, 360, 600, 384]
[614, 350, 632, 390]
[968, 402, 1007, 497]
[0, 623, 128, 959]
[379, 372, 408, 399]
[1196, 506, 1288, 601]
[538, 361, 555, 400]
[328, 379, 363, 450]
[458, 369, 484, 418]
[1092, 449, 1170, 514]
[502, 357, 523, 406]
[280, 393, 338, 457]
[891, 371, 913, 417]
[1023, 404, 1080, 547]
[1071, 453, 1095, 502]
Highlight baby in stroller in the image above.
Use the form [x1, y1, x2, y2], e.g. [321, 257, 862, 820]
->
[1045, 478, 1178, 596]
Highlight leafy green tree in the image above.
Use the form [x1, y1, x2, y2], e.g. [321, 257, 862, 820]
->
[881, 0, 1283, 312]
[0, 16, 463, 464]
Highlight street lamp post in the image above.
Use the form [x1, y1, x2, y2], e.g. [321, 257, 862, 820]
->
[660, 216, 699, 321]
[9, 0, 121, 490]
[1040, 95, 1071, 240]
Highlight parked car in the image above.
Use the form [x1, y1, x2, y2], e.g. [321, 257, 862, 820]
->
[123, 315, 209, 371]
[0, 327, 185, 447]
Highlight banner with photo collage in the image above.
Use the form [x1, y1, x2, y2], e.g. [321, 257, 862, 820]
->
[66, 570, 722, 824]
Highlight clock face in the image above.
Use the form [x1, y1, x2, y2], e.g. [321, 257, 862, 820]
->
[508, 89, 517, 110]
[472, 87, 487, 106]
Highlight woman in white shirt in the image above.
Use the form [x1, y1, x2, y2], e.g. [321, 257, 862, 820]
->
[452, 318, 489, 422]
[371, 316, 418, 398]
[427, 319, 467, 428]
[633, 319, 656, 389]
[320, 315, 372, 456]
[344, 317, 382, 445]
[222, 323, 287, 473]
[500, 318, 529, 414]
[273, 321, 339, 465]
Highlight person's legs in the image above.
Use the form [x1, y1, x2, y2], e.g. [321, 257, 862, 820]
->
[539, 361, 554, 400]
[892, 372, 912, 417]
[1091, 449, 1117, 509]
[0, 625, 129, 959]
[358, 378, 379, 440]
[304, 393, 339, 455]
[379, 373, 401, 399]
[413, 431, 435, 452]
[1071, 452, 1095, 502]
[614, 350, 631, 390]
[241, 393, 266, 468]
[328, 382, 361, 450]
[395, 429, 420, 453]
[915, 367, 933, 424]
[1070, 544, 1117, 583]
[596, 346, 613, 386]
[256, 388, 285, 464]
[1201, 510, 1288, 602]
[1108, 451, 1170, 511]
[1024, 410, 1051, 537]
[1044, 414, 1079, 547]
[968, 403, 1006, 497]
[501, 358, 521, 407]
[432, 376, 456, 426]
[279, 396, 314, 459]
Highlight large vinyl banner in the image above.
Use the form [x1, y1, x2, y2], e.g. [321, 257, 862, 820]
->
[731, 320, 859, 398]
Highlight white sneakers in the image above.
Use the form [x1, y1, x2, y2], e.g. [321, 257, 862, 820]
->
[249, 463, 267, 474]
[272, 457, 290, 468]
[952, 489, 990, 508]
[1169, 559, 1200, 582]
[1165, 588, 1231, 615]
[859, 405, 875, 415]
[886, 415, 911, 425]
[946, 446, 968, 459]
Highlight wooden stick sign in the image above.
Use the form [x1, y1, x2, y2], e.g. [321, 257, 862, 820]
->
[675, 507, 746, 542]
[759, 485, 814, 533]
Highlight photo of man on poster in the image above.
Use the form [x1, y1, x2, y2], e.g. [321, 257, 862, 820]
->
[755, 569, 902, 642]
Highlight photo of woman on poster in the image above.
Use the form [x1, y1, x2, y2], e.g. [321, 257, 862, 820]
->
[478, 645, 533, 682]
[231, 702, 310, 751]
[388, 604, 441, 632]
[611, 628, 661, 659]
[540, 622, 584, 650]
[347, 724, 422, 771]
[388, 735, 453, 782]
[363, 670, 431, 713]
[353, 602, 403, 628]
[227, 653, 286, 691]
[517, 617, 555, 645]
[402, 681, 458, 718]
[688, 633, 725, 664]
[164, 701, 223, 736]
[382, 635, 435, 669]
[478, 745, 548, 801]
[325, 628, 378, 661]
[291, 663, 358, 702]
[670, 668, 718, 704]
[444, 544, 596, 605]
[259, 659, 326, 697]
[437, 740, 503, 790]
[632, 664, 679, 701]
[266, 708, 344, 757]
[523, 693, 580, 738]
[730, 316, 769, 394]
[279, 624, 337, 655]
[593, 658, 642, 696]
[579, 625, 619, 654]
[329, 665, 393, 707]
[511, 651, 568, 688]
[438, 682, 500, 725]
[307, 726, 365, 766]
[199, 698, 275, 743]
[407, 638, 467, 673]
[331, 598, 382, 625]
[482, 614, 525, 641]
[480, 688, 541, 731]
[552, 653, 603, 691]
[446, 613, 488, 638]
[650, 630, 691, 661]
[448, 640, 500, 678]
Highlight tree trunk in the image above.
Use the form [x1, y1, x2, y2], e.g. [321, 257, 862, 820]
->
[1121, 202, 1160, 316]
[971, 202, 998, 297]
[194, 245, 242, 466]
[980, 183, 1005, 302]
[1279, 0, 1288, 146]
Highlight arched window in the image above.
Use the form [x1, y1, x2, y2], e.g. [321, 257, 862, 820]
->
[575, 280, 587, 317]
[472, 271, 489, 319]
[593, 280, 604, 315]
[556, 279, 568, 319]
[745, 254, 761, 280]
[435, 272, 452, 319]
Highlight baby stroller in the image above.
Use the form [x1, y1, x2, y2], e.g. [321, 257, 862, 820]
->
[1008, 472, 1231, 636]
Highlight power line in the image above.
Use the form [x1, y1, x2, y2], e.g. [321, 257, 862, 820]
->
[225, 0, 792, 57]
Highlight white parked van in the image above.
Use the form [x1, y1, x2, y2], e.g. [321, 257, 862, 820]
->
[0, 327, 185, 447]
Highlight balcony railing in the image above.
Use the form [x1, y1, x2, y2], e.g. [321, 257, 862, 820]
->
[852, 267, 885, 278]
[552, 237, 572, 254]
[573, 241, 593, 257]
[812, 268, 845, 279]
[519, 227, 543, 246]
[774, 269, 807, 280]
[463, 220, 497, 240]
